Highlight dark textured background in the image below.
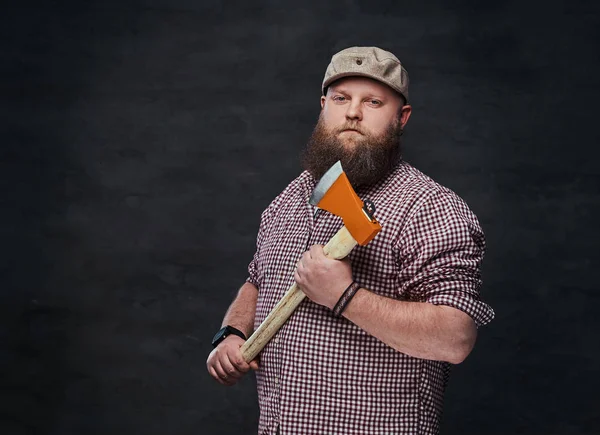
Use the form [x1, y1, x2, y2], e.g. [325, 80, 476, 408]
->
[1, 0, 599, 434]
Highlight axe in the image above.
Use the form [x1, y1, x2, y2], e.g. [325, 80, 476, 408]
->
[241, 161, 382, 363]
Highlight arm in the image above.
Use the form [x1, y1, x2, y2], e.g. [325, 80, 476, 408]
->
[221, 281, 259, 338]
[341, 288, 476, 364]
[295, 247, 476, 365]
[295, 190, 494, 365]
[207, 282, 259, 386]
[207, 185, 285, 385]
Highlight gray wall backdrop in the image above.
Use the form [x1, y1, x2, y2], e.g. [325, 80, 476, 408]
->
[1, 0, 599, 434]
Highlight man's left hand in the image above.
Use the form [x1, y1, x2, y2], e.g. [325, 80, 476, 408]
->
[294, 245, 354, 310]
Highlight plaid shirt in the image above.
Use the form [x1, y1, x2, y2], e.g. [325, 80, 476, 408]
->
[247, 161, 494, 435]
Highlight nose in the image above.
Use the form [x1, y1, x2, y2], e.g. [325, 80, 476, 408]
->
[345, 101, 362, 122]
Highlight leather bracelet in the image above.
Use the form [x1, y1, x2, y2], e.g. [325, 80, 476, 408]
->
[333, 281, 361, 317]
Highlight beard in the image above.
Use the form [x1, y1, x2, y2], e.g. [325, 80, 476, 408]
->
[301, 114, 403, 189]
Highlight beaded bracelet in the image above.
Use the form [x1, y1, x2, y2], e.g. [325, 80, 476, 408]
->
[332, 281, 361, 317]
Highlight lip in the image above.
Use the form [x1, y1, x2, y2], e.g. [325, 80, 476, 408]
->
[341, 129, 362, 134]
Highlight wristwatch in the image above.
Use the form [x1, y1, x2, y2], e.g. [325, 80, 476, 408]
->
[211, 325, 247, 348]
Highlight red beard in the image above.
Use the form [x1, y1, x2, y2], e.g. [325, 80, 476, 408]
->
[301, 114, 403, 188]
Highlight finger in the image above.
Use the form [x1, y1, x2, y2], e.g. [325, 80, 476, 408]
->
[249, 359, 260, 371]
[230, 352, 251, 373]
[295, 260, 303, 277]
[301, 252, 314, 268]
[207, 352, 227, 383]
[214, 359, 231, 380]
[215, 359, 237, 386]
[309, 244, 322, 258]
[221, 354, 243, 379]
[302, 250, 312, 262]
[208, 365, 227, 386]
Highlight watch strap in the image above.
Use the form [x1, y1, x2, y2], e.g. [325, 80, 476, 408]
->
[212, 325, 247, 348]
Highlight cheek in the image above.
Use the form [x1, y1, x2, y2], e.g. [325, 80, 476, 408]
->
[322, 105, 345, 123]
[365, 113, 396, 135]
[321, 117, 342, 134]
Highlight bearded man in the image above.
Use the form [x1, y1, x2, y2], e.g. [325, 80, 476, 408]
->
[207, 46, 495, 435]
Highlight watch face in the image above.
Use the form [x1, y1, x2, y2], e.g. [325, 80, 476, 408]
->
[212, 328, 227, 345]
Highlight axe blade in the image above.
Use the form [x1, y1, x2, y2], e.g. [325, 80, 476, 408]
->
[309, 161, 343, 206]
[308, 160, 382, 246]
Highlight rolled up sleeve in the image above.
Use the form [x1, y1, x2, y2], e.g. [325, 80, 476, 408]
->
[395, 189, 495, 327]
[246, 208, 268, 288]
[246, 196, 280, 289]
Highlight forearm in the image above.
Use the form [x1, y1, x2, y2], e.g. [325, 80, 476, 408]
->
[342, 288, 477, 364]
[222, 281, 259, 338]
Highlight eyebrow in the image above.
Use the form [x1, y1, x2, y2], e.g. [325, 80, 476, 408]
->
[329, 87, 387, 100]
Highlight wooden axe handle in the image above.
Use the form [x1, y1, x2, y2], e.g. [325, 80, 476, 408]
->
[241, 225, 358, 363]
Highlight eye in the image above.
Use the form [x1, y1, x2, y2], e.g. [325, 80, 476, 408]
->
[368, 99, 382, 106]
[332, 95, 346, 102]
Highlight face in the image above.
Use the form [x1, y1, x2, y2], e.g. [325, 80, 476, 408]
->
[302, 76, 412, 187]
[320, 76, 410, 142]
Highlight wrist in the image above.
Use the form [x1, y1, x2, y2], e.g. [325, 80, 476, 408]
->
[211, 325, 247, 348]
[222, 334, 244, 345]
[332, 280, 361, 317]
[340, 287, 367, 319]
[327, 278, 354, 310]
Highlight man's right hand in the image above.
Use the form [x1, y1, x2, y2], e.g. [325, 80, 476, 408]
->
[206, 335, 259, 386]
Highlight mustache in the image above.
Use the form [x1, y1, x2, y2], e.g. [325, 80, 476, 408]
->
[334, 123, 366, 135]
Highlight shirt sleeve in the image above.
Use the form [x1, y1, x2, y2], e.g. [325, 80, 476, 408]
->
[246, 205, 270, 288]
[394, 189, 495, 327]
[246, 174, 305, 289]
[246, 188, 285, 289]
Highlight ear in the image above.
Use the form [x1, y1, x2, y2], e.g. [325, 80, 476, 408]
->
[399, 105, 412, 129]
[320, 95, 326, 109]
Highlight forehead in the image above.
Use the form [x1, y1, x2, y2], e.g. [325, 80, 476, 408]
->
[327, 76, 398, 98]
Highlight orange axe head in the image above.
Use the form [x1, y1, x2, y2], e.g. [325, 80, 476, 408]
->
[309, 161, 382, 245]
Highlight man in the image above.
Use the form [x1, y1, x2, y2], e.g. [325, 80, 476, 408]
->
[207, 46, 494, 434]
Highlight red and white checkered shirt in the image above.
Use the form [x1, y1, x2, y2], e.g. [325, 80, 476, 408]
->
[247, 160, 494, 435]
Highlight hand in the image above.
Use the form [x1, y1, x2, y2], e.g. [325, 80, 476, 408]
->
[294, 244, 354, 310]
[206, 335, 259, 386]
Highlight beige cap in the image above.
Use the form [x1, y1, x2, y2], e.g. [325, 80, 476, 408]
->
[322, 46, 409, 103]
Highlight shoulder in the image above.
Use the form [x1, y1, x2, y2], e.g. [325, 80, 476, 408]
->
[377, 162, 483, 242]
[260, 170, 315, 219]
[385, 163, 485, 253]
[390, 161, 477, 218]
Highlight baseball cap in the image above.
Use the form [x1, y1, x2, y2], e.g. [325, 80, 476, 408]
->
[322, 46, 409, 103]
